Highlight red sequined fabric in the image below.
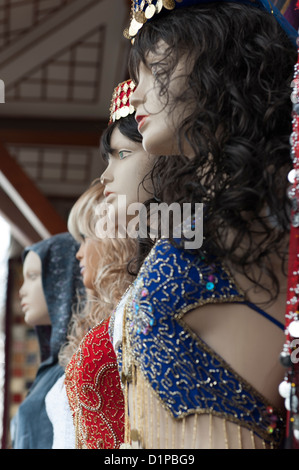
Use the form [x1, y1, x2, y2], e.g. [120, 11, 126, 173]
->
[65, 319, 125, 449]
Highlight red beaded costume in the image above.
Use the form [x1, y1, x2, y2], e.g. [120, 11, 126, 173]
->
[64, 79, 136, 449]
[64, 319, 125, 449]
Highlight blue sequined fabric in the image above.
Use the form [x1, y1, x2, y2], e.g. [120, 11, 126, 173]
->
[122, 238, 285, 447]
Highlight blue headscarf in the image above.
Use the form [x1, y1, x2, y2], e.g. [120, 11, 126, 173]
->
[11, 233, 85, 449]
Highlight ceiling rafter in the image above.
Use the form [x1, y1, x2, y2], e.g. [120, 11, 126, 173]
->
[0, 141, 67, 245]
[0, 0, 131, 248]
[0, 0, 129, 119]
[0, 117, 104, 147]
[0, 187, 41, 246]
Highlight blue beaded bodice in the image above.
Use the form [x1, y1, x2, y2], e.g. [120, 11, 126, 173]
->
[120, 238, 285, 447]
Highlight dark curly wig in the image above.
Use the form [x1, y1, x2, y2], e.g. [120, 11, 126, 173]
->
[129, 3, 297, 301]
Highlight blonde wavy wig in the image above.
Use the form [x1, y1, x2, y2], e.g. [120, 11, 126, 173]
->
[59, 178, 136, 367]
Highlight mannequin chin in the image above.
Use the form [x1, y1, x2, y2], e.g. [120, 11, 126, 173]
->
[19, 250, 51, 327]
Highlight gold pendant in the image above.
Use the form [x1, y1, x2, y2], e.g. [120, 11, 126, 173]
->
[145, 4, 156, 18]
[123, 28, 130, 39]
[134, 10, 146, 23]
[162, 0, 175, 9]
[156, 0, 163, 13]
[130, 429, 140, 441]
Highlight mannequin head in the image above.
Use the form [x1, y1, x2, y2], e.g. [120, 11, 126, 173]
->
[130, 41, 194, 156]
[130, 3, 295, 159]
[100, 109, 157, 227]
[19, 250, 51, 327]
[128, 3, 296, 301]
[60, 179, 136, 366]
[68, 179, 105, 292]
[75, 238, 101, 291]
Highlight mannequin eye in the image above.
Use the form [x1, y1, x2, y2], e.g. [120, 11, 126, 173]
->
[149, 62, 167, 78]
[119, 150, 131, 160]
[28, 272, 39, 280]
[150, 64, 159, 77]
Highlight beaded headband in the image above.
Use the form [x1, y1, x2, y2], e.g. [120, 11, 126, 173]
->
[109, 79, 136, 124]
[125, 0, 297, 44]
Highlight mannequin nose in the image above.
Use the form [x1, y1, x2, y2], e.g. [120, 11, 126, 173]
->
[100, 167, 113, 185]
[76, 244, 83, 261]
[130, 85, 143, 109]
[19, 283, 25, 299]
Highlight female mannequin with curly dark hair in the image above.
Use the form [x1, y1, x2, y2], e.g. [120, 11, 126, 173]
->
[117, 1, 298, 449]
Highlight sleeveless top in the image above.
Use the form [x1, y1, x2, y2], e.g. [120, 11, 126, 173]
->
[45, 374, 76, 449]
[115, 238, 285, 448]
[64, 319, 125, 449]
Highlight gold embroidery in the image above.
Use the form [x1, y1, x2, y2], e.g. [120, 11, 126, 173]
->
[223, 419, 229, 449]
[65, 321, 125, 449]
[238, 424, 242, 449]
[209, 413, 213, 449]
[121, 239, 285, 448]
[250, 430, 256, 449]
[192, 413, 198, 449]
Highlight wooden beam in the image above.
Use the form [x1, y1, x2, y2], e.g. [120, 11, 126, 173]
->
[0, 188, 41, 246]
[0, 141, 67, 238]
[0, 117, 105, 147]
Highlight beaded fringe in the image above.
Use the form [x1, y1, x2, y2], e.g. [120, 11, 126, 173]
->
[122, 362, 274, 449]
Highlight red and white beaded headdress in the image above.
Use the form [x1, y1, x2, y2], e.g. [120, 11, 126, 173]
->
[109, 79, 136, 124]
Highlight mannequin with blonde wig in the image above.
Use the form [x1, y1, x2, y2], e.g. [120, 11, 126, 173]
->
[59, 178, 136, 365]
[45, 178, 136, 449]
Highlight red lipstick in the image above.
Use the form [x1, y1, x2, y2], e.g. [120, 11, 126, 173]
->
[136, 115, 148, 131]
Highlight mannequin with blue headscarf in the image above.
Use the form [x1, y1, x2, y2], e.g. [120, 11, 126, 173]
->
[10, 233, 85, 449]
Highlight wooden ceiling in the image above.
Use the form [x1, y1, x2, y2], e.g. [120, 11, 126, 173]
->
[0, 0, 131, 247]
[0, 0, 298, 248]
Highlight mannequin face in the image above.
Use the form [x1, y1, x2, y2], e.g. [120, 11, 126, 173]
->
[131, 41, 193, 156]
[19, 251, 51, 327]
[76, 237, 102, 290]
[100, 126, 156, 217]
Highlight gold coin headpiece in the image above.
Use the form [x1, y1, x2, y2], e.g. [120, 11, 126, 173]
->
[109, 79, 136, 124]
[124, 0, 297, 44]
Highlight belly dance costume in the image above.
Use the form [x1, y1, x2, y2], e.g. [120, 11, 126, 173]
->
[115, 238, 285, 448]
[65, 319, 125, 449]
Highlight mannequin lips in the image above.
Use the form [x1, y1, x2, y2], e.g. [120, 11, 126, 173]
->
[21, 303, 28, 313]
[80, 265, 85, 275]
[104, 189, 114, 199]
[136, 115, 148, 131]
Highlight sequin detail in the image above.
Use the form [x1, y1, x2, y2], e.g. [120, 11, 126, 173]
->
[65, 320, 125, 449]
[122, 238, 285, 447]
